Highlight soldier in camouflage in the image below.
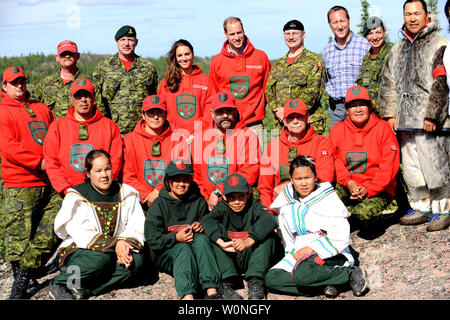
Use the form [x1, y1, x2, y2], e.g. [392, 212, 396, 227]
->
[0, 66, 62, 299]
[265, 20, 327, 135]
[92, 25, 158, 135]
[31, 40, 90, 119]
[355, 17, 393, 113]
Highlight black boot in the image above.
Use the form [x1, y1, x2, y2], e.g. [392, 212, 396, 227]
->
[247, 277, 266, 300]
[10, 261, 20, 279]
[11, 261, 38, 288]
[9, 267, 32, 299]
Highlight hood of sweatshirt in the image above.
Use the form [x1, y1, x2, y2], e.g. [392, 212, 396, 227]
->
[342, 113, 381, 147]
[0, 90, 32, 108]
[279, 125, 316, 147]
[65, 105, 104, 125]
[131, 118, 173, 142]
[220, 35, 255, 58]
[158, 181, 202, 204]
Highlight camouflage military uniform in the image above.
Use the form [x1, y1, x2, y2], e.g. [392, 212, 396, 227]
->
[2, 186, 62, 269]
[31, 69, 90, 119]
[355, 43, 392, 113]
[335, 183, 391, 226]
[265, 49, 327, 135]
[92, 53, 158, 134]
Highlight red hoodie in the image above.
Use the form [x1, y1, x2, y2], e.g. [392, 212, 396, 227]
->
[43, 106, 123, 194]
[192, 125, 260, 200]
[158, 65, 211, 135]
[207, 36, 271, 128]
[258, 126, 335, 209]
[0, 90, 55, 187]
[328, 114, 400, 198]
[123, 119, 190, 202]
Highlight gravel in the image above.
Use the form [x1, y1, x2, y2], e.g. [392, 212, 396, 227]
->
[1, 222, 448, 301]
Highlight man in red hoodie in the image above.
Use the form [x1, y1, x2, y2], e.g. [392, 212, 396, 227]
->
[328, 86, 400, 237]
[258, 99, 334, 211]
[43, 78, 123, 196]
[123, 95, 190, 210]
[192, 92, 260, 211]
[207, 17, 271, 147]
[0, 67, 62, 299]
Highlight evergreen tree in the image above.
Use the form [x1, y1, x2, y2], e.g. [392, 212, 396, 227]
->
[357, 0, 370, 36]
[427, 0, 442, 32]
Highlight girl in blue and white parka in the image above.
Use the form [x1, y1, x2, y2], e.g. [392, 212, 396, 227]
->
[264, 155, 369, 298]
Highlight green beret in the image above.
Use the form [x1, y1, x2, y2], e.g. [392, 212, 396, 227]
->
[115, 25, 137, 40]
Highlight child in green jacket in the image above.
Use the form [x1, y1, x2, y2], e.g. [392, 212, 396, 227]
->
[144, 160, 221, 299]
[201, 173, 282, 300]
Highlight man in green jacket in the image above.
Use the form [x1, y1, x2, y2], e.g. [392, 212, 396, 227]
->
[32, 40, 90, 119]
[265, 20, 327, 135]
[92, 25, 158, 134]
[201, 173, 283, 300]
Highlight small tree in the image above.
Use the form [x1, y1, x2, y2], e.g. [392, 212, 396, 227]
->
[357, 0, 370, 36]
[427, 0, 442, 32]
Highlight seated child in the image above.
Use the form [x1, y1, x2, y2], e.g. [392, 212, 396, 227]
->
[201, 173, 282, 300]
[144, 159, 221, 300]
[264, 155, 369, 298]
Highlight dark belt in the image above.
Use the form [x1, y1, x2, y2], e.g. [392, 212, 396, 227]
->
[328, 97, 345, 111]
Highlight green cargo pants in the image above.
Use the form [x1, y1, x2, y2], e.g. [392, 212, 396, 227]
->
[264, 254, 352, 296]
[154, 233, 220, 298]
[211, 235, 283, 281]
[2, 186, 62, 270]
[55, 248, 145, 296]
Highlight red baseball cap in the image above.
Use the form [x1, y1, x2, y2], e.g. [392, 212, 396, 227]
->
[345, 86, 371, 106]
[142, 95, 167, 112]
[57, 40, 78, 55]
[284, 99, 308, 118]
[71, 78, 95, 96]
[210, 92, 237, 111]
[2, 66, 27, 84]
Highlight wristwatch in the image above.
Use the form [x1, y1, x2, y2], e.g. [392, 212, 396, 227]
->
[213, 188, 222, 197]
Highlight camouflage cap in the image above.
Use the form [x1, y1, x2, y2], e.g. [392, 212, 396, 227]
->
[223, 173, 249, 195]
[115, 25, 137, 40]
[2, 66, 27, 84]
[166, 159, 193, 177]
[363, 16, 384, 37]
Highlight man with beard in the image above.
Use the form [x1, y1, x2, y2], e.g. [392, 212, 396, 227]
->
[192, 92, 260, 211]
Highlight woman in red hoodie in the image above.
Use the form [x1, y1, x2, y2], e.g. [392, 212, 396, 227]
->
[258, 99, 334, 211]
[43, 79, 123, 196]
[123, 95, 190, 210]
[0, 67, 61, 299]
[158, 39, 211, 141]
[328, 86, 400, 236]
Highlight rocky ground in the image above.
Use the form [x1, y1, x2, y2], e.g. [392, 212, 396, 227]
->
[0, 220, 448, 301]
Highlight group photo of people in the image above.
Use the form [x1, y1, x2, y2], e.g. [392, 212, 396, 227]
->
[0, 0, 448, 302]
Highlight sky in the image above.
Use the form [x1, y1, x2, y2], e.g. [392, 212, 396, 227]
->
[0, 0, 448, 60]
